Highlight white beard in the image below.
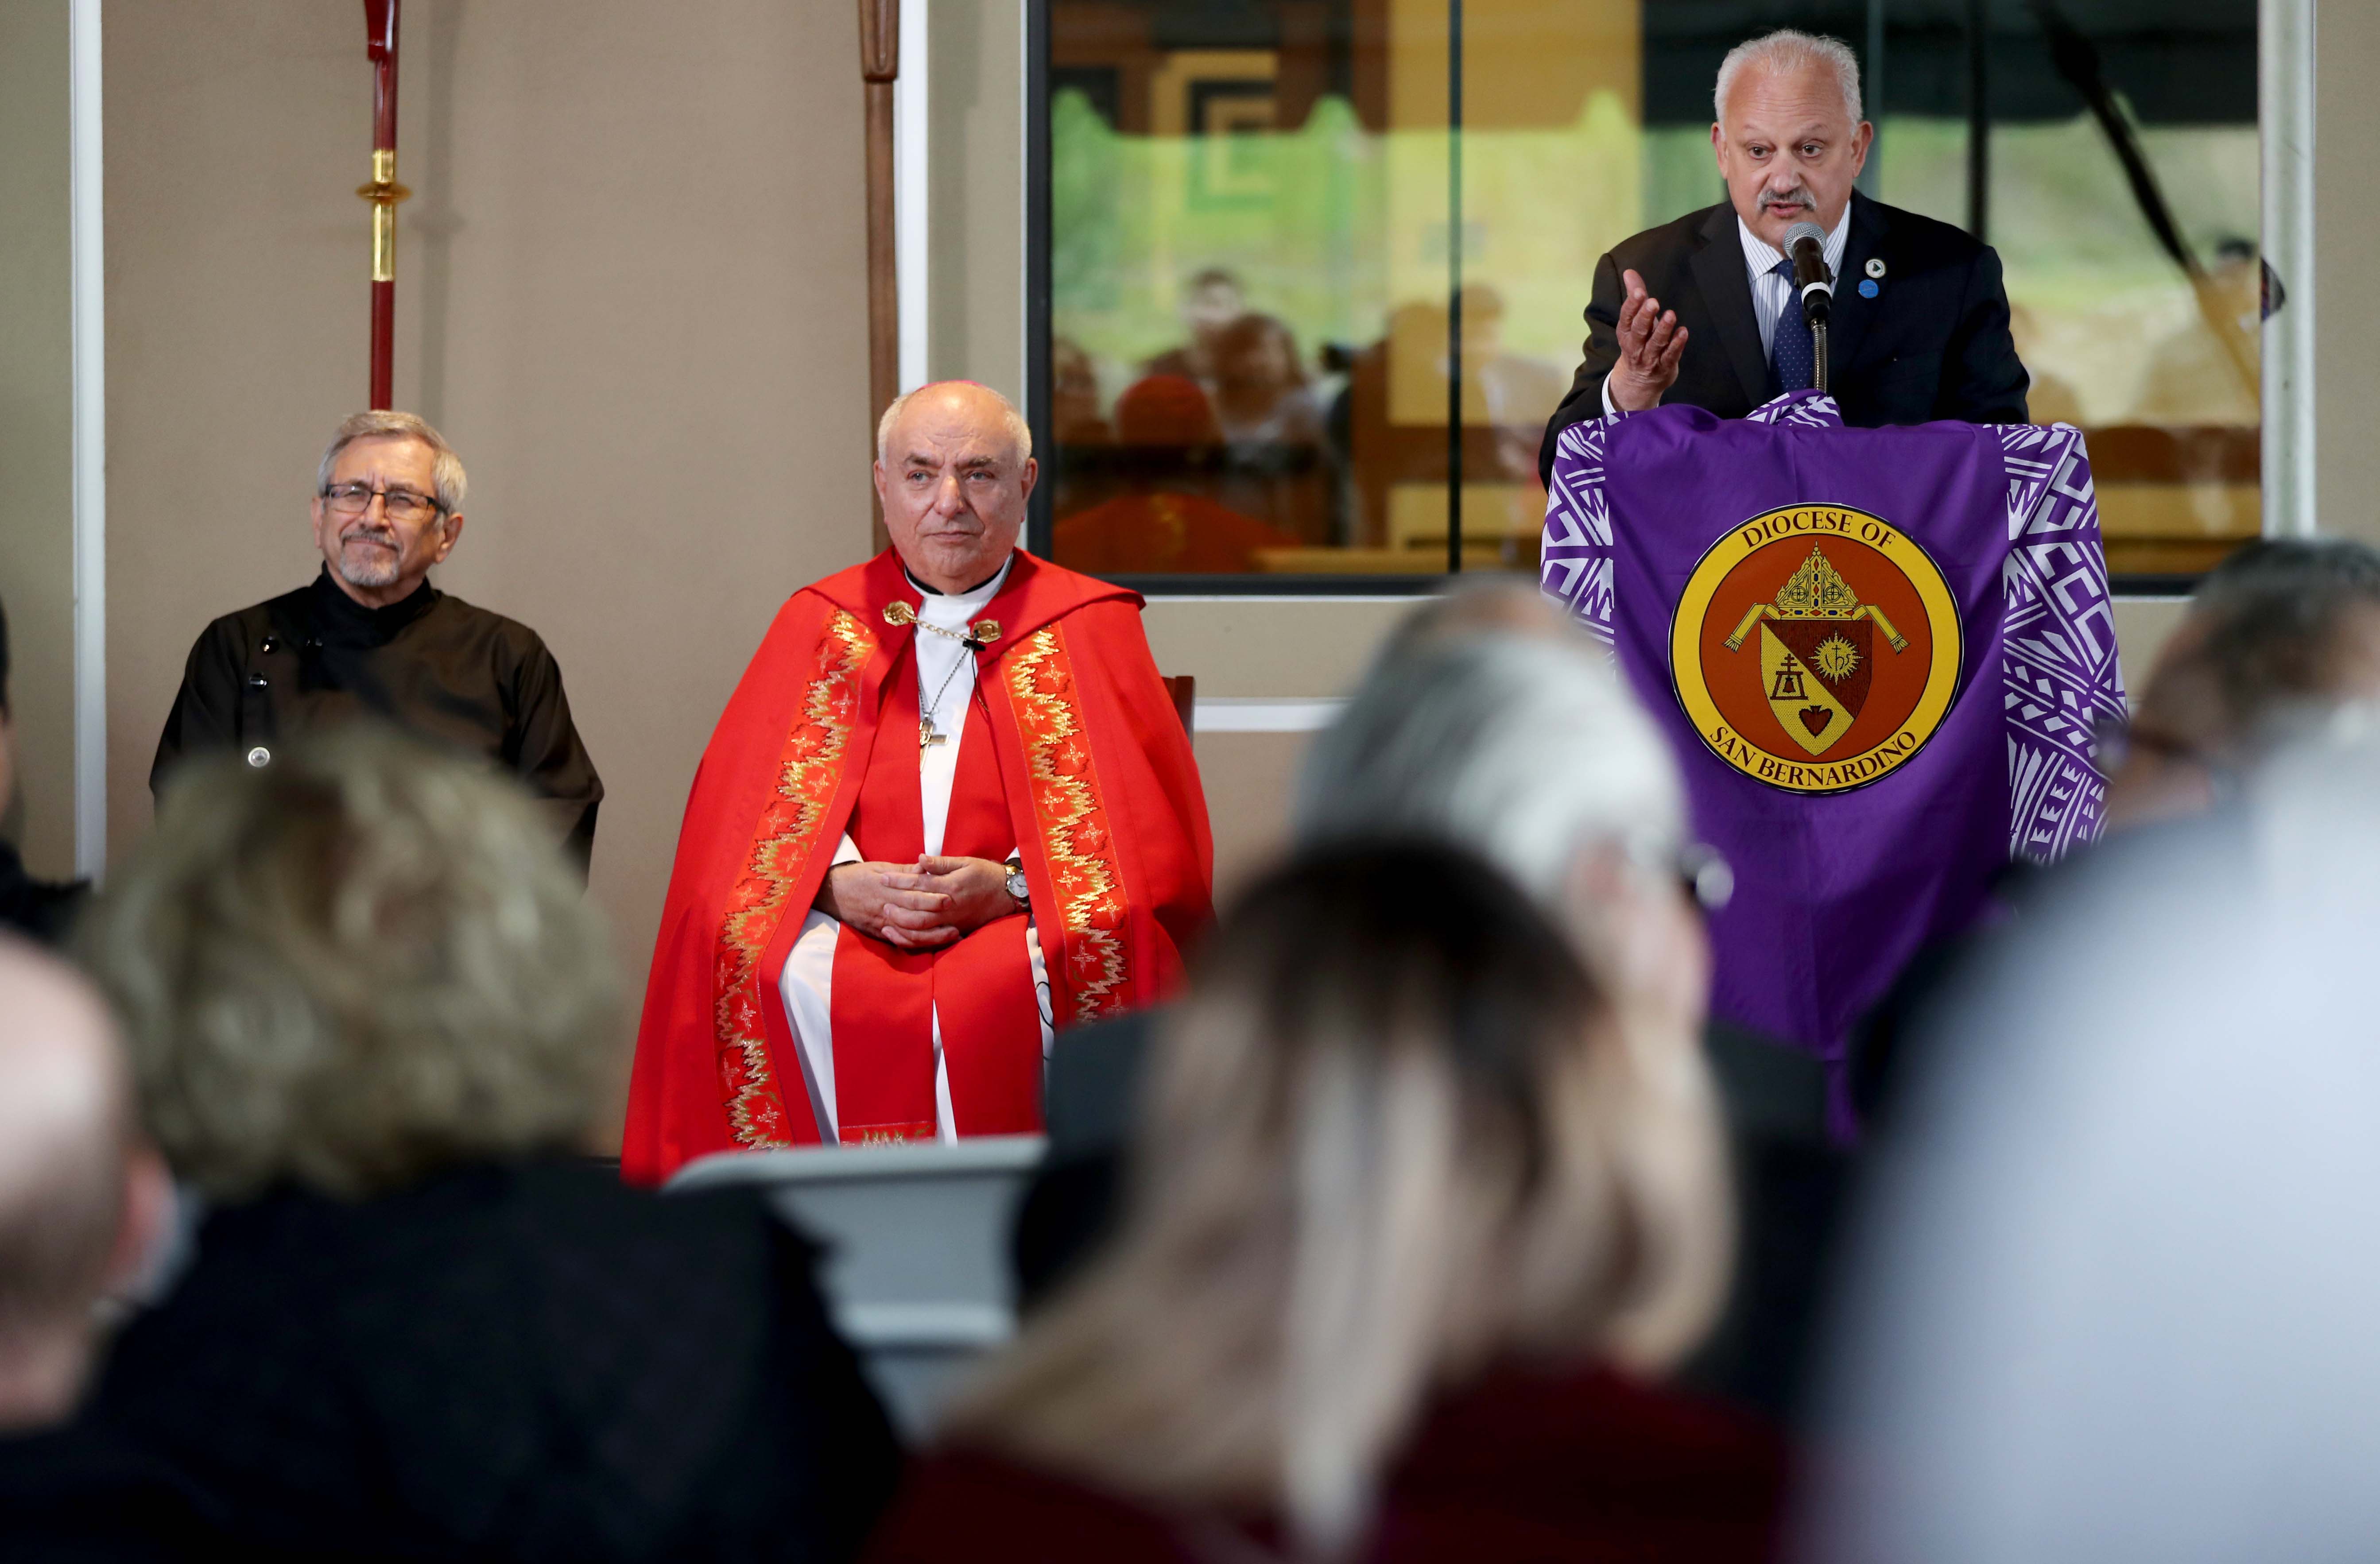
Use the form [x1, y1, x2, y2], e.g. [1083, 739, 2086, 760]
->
[337, 534, 403, 588]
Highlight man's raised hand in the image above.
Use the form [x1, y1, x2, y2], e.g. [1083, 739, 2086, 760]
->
[1607, 267, 1688, 412]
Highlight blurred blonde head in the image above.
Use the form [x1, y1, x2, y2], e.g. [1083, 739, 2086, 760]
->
[943, 844, 1729, 1554]
[79, 724, 619, 1203]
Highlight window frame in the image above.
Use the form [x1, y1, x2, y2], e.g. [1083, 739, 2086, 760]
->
[1022, 0, 2293, 599]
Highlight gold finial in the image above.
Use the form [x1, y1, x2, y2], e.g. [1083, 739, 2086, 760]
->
[971, 619, 1001, 643]
[882, 602, 917, 627]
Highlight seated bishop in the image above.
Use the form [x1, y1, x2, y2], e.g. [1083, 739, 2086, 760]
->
[624, 382, 1213, 1181]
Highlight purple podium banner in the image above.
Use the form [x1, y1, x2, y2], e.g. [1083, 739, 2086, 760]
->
[1542, 391, 2125, 1058]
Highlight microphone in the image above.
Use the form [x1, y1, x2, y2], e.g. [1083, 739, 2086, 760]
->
[1783, 220, 1833, 325]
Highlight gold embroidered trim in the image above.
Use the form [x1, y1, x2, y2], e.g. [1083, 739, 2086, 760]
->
[1007, 625, 1132, 1023]
[712, 608, 876, 1147]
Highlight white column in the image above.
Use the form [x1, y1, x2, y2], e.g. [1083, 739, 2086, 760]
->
[2261, 0, 2316, 538]
[70, 0, 107, 877]
[895, 0, 930, 393]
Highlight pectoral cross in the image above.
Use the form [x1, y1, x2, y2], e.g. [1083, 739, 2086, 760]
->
[919, 718, 946, 751]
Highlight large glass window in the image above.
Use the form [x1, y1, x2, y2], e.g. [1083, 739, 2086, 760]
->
[1029, 0, 2260, 585]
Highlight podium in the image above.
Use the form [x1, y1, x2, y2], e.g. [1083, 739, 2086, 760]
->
[1541, 391, 2126, 1064]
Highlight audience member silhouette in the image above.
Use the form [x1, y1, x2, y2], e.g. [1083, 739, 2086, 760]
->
[2105, 537, 2380, 830]
[1052, 375, 1295, 574]
[29, 725, 900, 1563]
[1027, 586, 1844, 1426]
[1209, 312, 1332, 541]
[0, 940, 171, 1432]
[874, 843, 1780, 1563]
[0, 939, 187, 1559]
[1812, 727, 2380, 1564]
[1854, 538, 2380, 1126]
[1141, 267, 1246, 393]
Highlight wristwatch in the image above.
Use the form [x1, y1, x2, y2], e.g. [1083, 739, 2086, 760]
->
[1004, 859, 1030, 909]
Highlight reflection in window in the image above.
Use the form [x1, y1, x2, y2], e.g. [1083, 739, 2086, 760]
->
[1039, 0, 2260, 582]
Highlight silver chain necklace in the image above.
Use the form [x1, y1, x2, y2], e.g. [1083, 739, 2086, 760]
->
[882, 601, 1003, 751]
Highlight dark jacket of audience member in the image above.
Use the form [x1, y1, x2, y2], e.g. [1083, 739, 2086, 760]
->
[0, 843, 81, 947]
[876, 844, 1782, 1562]
[6, 726, 899, 1562]
[51, 1164, 893, 1563]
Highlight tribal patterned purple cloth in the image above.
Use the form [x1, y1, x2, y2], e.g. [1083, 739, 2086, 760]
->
[1541, 390, 2125, 1057]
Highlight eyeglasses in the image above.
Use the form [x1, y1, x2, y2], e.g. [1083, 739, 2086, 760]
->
[321, 482, 443, 524]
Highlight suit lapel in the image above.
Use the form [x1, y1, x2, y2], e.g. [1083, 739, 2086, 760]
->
[1825, 191, 1885, 383]
[1686, 202, 1769, 410]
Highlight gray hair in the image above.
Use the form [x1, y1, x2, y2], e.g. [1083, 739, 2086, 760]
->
[1715, 29, 1864, 125]
[1295, 630, 1687, 905]
[875, 381, 1035, 466]
[78, 724, 618, 1202]
[316, 410, 469, 515]
[2143, 540, 2380, 764]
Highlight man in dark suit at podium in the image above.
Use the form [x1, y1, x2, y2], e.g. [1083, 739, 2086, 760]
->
[1538, 30, 2029, 484]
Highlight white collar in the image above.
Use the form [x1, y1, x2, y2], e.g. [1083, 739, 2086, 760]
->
[1735, 201, 1853, 278]
[908, 554, 1012, 622]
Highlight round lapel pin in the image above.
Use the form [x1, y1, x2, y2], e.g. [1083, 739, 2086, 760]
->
[1864, 257, 1886, 279]
[1859, 278, 1880, 298]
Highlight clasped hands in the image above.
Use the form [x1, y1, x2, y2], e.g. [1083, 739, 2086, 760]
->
[1606, 267, 1689, 411]
[816, 856, 1021, 949]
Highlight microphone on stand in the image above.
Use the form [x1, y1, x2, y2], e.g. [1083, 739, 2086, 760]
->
[1782, 220, 1833, 325]
[1782, 219, 1833, 391]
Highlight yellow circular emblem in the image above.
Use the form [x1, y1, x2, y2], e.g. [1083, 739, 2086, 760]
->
[1670, 504, 1963, 795]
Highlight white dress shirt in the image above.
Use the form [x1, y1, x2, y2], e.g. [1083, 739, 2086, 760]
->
[1740, 203, 1852, 360]
[1601, 202, 1853, 414]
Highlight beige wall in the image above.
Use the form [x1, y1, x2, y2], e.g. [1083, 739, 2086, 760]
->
[1142, 596, 1419, 897]
[926, 0, 1024, 398]
[0, 1, 75, 879]
[105, 1, 872, 987]
[2315, 0, 2380, 542]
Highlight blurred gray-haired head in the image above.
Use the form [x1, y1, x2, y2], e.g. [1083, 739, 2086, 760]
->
[1294, 621, 1686, 904]
[2190, 538, 2380, 738]
[1813, 727, 2380, 1563]
[2110, 539, 2380, 829]
[78, 723, 619, 1203]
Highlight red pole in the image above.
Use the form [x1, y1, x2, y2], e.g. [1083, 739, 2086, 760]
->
[361, 0, 406, 409]
[859, 0, 899, 552]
